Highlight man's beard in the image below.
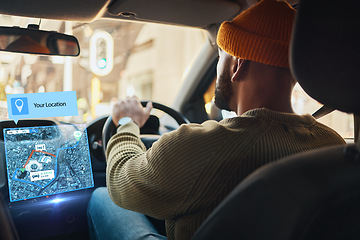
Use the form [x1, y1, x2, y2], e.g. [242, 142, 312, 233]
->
[214, 71, 233, 111]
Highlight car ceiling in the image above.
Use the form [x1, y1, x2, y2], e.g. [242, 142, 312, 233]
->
[0, 0, 298, 29]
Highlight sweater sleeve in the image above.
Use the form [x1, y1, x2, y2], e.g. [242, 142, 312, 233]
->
[105, 121, 221, 219]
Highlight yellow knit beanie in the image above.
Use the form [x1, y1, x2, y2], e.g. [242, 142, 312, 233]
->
[216, 0, 295, 68]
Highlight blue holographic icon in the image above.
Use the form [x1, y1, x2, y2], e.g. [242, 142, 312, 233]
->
[11, 97, 29, 115]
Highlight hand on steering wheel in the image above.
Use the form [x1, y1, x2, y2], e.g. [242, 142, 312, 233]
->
[112, 96, 153, 128]
[102, 99, 189, 153]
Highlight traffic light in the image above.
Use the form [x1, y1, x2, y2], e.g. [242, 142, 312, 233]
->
[89, 31, 114, 76]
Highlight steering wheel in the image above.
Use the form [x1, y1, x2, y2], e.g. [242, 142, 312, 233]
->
[102, 101, 189, 153]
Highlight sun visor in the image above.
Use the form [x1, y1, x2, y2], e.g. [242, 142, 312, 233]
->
[290, 0, 360, 114]
[106, 0, 240, 28]
[0, 0, 111, 22]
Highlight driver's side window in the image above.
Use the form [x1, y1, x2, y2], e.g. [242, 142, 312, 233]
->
[203, 78, 354, 141]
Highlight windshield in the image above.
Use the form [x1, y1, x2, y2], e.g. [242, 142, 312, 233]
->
[0, 16, 207, 124]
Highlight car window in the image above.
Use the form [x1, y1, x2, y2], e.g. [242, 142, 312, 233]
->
[292, 83, 354, 139]
[204, 80, 354, 140]
[0, 16, 207, 124]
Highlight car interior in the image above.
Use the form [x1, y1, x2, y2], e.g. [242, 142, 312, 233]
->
[0, 0, 359, 239]
[193, 1, 360, 239]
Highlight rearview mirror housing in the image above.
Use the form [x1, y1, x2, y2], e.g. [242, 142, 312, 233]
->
[0, 25, 80, 56]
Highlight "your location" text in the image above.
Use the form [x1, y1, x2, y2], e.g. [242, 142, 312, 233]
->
[33, 102, 67, 108]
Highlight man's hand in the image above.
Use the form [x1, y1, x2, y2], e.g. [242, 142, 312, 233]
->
[112, 96, 153, 128]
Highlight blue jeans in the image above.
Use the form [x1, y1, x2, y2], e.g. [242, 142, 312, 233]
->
[87, 187, 167, 240]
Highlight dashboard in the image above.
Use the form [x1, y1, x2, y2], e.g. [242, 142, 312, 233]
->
[0, 115, 164, 239]
[0, 119, 102, 239]
[0, 100, 185, 240]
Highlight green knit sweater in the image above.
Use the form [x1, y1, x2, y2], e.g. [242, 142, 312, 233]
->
[106, 108, 345, 240]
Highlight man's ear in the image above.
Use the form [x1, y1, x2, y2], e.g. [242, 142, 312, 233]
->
[231, 58, 247, 82]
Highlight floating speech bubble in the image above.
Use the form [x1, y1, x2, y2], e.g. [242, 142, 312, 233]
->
[7, 91, 78, 124]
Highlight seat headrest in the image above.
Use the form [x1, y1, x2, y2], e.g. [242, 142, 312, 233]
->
[290, 0, 360, 114]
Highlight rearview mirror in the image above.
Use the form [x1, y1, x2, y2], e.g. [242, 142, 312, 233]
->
[0, 25, 80, 56]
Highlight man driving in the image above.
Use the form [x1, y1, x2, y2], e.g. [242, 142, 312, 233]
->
[88, 0, 345, 239]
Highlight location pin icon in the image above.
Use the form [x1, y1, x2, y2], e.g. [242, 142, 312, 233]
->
[15, 99, 24, 113]
[74, 131, 82, 141]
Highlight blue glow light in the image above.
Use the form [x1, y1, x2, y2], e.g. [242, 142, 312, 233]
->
[51, 198, 63, 203]
[97, 58, 107, 69]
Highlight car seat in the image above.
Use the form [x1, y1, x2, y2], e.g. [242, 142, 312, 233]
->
[191, 0, 360, 239]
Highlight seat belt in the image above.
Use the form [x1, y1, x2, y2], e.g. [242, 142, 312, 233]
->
[312, 105, 335, 119]
[312, 106, 358, 143]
